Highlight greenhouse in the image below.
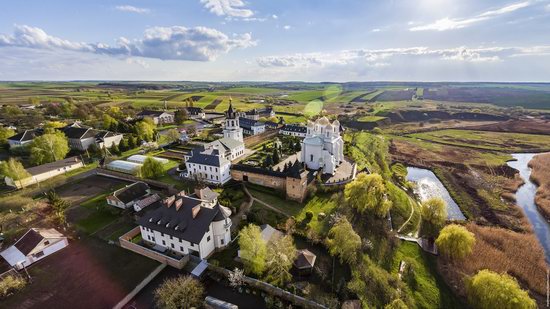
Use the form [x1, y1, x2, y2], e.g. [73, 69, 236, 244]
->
[105, 160, 143, 175]
[127, 154, 169, 165]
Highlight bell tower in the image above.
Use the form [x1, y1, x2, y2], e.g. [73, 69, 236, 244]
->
[223, 97, 243, 142]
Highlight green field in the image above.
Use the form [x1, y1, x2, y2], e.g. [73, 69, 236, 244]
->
[357, 115, 386, 123]
[409, 129, 550, 152]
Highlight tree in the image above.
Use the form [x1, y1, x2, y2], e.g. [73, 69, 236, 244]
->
[110, 144, 121, 155]
[136, 120, 155, 141]
[265, 235, 297, 286]
[0, 127, 15, 147]
[0, 275, 26, 298]
[46, 190, 69, 225]
[0, 158, 30, 187]
[187, 124, 197, 136]
[466, 270, 536, 309]
[140, 157, 165, 179]
[166, 129, 180, 144]
[174, 109, 189, 125]
[385, 299, 408, 309]
[119, 138, 129, 151]
[263, 154, 274, 168]
[154, 275, 204, 309]
[238, 224, 267, 275]
[127, 135, 137, 149]
[345, 173, 393, 217]
[326, 218, 361, 264]
[272, 148, 280, 164]
[30, 132, 69, 165]
[103, 114, 118, 130]
[436, 224, 475, 261]
[228, 268, 245, 288]
[43, 121, 66, 130]
[420, 198, 447, 237]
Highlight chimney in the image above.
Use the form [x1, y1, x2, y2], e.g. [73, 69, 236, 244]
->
[192, 205, 201, 218]
[177, 191, 186, 197]
[164, 196, 175, 207]
[175, 199, 183, 211]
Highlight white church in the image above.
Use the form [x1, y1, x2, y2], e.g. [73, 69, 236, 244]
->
[300, 116, 344, 175]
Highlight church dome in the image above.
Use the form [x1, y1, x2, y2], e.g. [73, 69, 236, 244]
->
[317, 116, 330, 126]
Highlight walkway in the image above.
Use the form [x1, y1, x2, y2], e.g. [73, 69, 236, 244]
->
[113, 263, 167, 309]
[230, 185, 254, 233]
[242, 185, 291, 217]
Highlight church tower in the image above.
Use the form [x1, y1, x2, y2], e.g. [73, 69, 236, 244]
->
[223, 98, 243, 142]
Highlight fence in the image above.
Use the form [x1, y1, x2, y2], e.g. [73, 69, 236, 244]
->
[96, 168, 179, 195]
[208, 265, 328, 309]
[119, 227, 189, 269]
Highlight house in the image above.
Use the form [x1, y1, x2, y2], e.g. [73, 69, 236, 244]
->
[4, 157, 84, 189]
[241, 107, 275, 121]
[264, 121, 279, 130]
[280, 124, 307, 138]
[62, 124, 122, 151]
[0, 228, 68, 270]
[137, 193, 232, 259]
[195, 187, 220, 207]
[300, 117, 344, 175]
[106, 182, 151, 209]
[184, 146, 232, 185]
[239, 117, 265, 136]
[137, 110, 174, 125]
[7, 129, 40, 148]
[294, 249, 317, 274]
[207, 138, 245, 161]
[134, 194, 161, 212]
[185, 107, 206, 119]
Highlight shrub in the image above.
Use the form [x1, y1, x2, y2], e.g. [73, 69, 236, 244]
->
[466, 270, 536, 309]
[154, 275, 204, 309]
[436, 224, 475, 261]
[0, 275, 26, 298]
[305, 211, 314, 220]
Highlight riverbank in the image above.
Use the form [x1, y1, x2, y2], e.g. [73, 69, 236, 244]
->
[528, 153, 550, 222]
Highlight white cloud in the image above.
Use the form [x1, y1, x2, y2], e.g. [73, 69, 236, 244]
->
[0, 25, 256, 61]
[283, 25, 291, 30]
[115, 5, 150, 14]
[411, 1, 530, 31]
[371, 28, 381, 33]
[200, 0, 253, 18]
[546, 3, 550, 11]
[255, 46, 541, 68]
[272, 14, 278, 19]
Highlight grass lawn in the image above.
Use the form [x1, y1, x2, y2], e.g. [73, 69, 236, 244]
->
[246, 185, 302, 216]
[74, 192, 123, 234]
[295, 194, 338, 237]
[409, 129, 550, 152]
[357, 115, 386, 123]
[392, 242, 463, 309]
[208, 241, 240, 270]
[249, 202, 288, 227]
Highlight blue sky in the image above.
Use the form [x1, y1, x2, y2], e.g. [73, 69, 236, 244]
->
[1, 0, 549, 81]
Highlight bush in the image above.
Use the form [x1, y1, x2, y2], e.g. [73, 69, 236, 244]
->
[305, 211, 313, 220]
[0, 275, 26, 298]
[154, 275, 204, 309]
[466, 270, 536, 309]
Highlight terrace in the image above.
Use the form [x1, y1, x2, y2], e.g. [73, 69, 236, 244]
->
[119, 227, 189, 269]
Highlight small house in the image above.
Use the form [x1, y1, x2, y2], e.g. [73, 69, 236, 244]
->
[293, 249, 317, 274]
[0, 228, 68, 270]
[106, 182, 151, 209]
[4, 157, 84, 189]
[137, 110, 174, 125]
[7, 129, 40, 148]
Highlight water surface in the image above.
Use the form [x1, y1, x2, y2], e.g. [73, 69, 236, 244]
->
[406, 167, 466, 220]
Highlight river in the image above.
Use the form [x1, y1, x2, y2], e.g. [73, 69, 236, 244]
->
[507, 153, 550, 263]
[406, 167, 466, 220]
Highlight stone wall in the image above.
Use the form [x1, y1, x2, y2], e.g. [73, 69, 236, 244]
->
[231, 169, 286, 191]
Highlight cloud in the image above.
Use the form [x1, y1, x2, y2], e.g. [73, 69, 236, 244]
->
[115, 5, 150, 14]
[0, 25, 256, 61]
[411, 1, 530, 31]
[283, 25, 291, 30]
[255, 46, 544, 68]
[200, 0, 253, 18]
[272, 14, 278, 19]
[371, 28, 381, 33]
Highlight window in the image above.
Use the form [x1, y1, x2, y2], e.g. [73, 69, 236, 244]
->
[161, 232, 164, 237]
[152, 237, 155, 242]
[180, 246, 184, 251]
[162, 240, 166, 245]
[207, 236, 211, 242]
[44, 240, 50, 245]
[171, 243, 174, 249]
[310, 154, 314, 162]
[221, 239, 225, 245]
[34, 251, 45, 258]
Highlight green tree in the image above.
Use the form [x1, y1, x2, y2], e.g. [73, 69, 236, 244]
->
[140, 157, 165, 179]
[30, 132, 70, 165]
[0, 158, 30, 187]
[174, 109, 189, 125]
[136, 120, 155, 141]
[345, 173, 393, 217]
[272, 148, 280, 164]
[265, 235, 297, 286]
[466, 270, 536, 309]
[166, 129, 180, 144]
[238, 224, 267, 275]
[0, 275, 26, 298]
[0, 127, 15, 147]
[420, 197, 447, 237]
[103, 114, 118, 130]
[46, 190, 69, 225]
[110, 144, 121, 155]
[436, 224, 475, 261]
[119, 138, 129, 151]
[154, 275, 204, 309]
[326, 218, 361, 264]
[385, 299, 408, 309]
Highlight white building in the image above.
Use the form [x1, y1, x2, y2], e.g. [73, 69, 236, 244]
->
[0, 228, 68, 270]
[127, 154, 169, 165]
[137, 193, 232, 259]
[239, 117, 266, 136]
[106, 182, 151, 209]
[137, 110, 175, 125]
[4, 157, 84, 189]
[184, 146, 232, 185]
[7, 130, 39, 148]
[105, 160, 143, 175]
[223, 101, 244, 143]
[300, 117, 344, 175]
[62, 124, 123, 151]
[280, 125, 307, 138]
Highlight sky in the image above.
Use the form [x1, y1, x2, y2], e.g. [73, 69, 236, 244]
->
[1, 0, 550, 82]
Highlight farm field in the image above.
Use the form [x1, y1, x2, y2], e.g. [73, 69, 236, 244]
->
[409, 129, 550, 152]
